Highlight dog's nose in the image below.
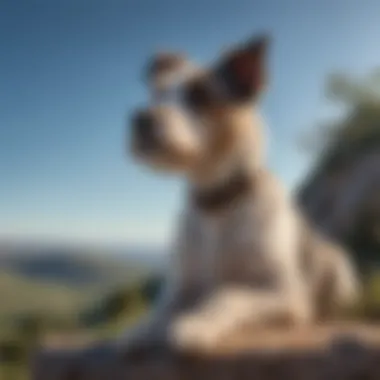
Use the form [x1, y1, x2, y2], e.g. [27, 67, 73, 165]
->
[131, 110, 157, 149]
[132, 110, 155, 134]
[133, 110, 154, 130]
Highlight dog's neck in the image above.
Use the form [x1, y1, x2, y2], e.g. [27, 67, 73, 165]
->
[189, 110, 266, 213]
[190, 164, 255, 213]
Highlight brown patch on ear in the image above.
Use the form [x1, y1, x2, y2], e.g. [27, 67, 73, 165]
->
[216, 34, 270, 101]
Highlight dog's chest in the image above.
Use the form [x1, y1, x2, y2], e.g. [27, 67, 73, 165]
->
[195, 200, 277, 287]
[197, 216, 220, 284]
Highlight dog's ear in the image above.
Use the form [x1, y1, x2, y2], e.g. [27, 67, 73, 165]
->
[215, 34, 270, 102]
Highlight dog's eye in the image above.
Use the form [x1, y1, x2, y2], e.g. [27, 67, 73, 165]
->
[183, 81, 216, 111]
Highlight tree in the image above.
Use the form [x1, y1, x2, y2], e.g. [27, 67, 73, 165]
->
[299, 69, 380, 164]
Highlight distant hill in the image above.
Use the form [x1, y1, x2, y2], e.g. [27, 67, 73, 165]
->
[0, 242, 166, 288]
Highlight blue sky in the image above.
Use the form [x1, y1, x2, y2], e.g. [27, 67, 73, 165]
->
[1, 0, 380, 248]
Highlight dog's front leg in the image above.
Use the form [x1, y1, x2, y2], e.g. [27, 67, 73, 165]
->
[170, 272, 313, 353]
[114, 212, 204, 355]
[170, 255, 313, 351]
[169, 286, 294, 352]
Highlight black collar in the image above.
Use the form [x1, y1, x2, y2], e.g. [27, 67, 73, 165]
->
[191, 170, 254, 213]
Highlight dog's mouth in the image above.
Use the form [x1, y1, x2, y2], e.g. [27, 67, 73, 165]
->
[131, 129, 170, 163]
[131, 136, 199, 174]
[134, 133, 160, 155]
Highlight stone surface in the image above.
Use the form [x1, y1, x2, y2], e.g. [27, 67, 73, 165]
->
[31, 324, 380, 380]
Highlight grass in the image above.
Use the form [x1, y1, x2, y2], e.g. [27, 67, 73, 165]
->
[0, 268, 150, 379]
[0, 271, 96, 320]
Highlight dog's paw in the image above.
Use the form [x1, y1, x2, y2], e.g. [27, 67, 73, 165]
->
[169, 313, 221, 352]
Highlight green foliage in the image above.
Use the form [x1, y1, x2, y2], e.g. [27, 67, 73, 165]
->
[326, 70, 380, 107]
[300, 69, 380, 161]
[79, 274, 164, 329]
[140, 275, 164, 304]
[81, 283, 145, 328]
[0, 339, 27, 365]
[349, 270, 380, 321]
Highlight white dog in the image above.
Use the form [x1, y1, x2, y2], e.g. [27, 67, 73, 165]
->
[117, 34, 359, 354]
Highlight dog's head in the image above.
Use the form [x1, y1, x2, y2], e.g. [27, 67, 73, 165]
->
[129, 34, 270, 184]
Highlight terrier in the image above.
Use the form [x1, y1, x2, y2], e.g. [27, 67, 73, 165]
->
[117, 34, 359, 353]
